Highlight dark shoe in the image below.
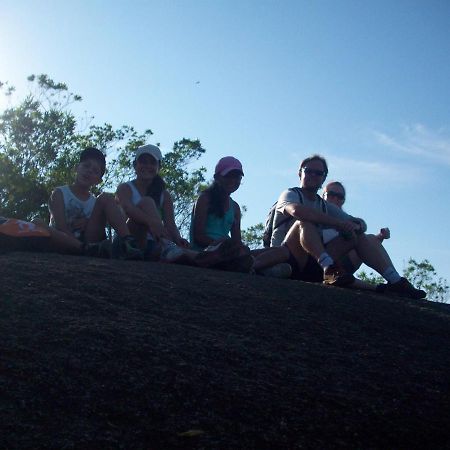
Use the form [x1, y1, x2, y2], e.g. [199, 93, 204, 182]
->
[195, 239, 241, 268]
[84, 239, 112, 259]
[383, 277, 427, 300]
[121, 236, 144, 260]
[323, 264, 355, 287]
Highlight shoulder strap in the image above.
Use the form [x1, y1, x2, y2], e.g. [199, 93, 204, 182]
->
[272, 187, 303, 231]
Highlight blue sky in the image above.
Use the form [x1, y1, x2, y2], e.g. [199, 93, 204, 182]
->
[1, 0, 450, 281]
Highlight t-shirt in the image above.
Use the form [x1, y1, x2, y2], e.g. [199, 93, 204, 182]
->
[271, 188, 366, 246]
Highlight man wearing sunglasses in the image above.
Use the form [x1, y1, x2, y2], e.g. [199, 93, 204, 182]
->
[264, 154, 426, 300]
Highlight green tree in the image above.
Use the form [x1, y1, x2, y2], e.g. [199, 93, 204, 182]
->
[0, 74, 206, 234]
[358, 259, 449, 303]
[242, 222, 264, 249]
[403, 258, 449, 303]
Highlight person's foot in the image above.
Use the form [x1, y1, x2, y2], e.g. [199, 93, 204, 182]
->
[382, 277, 427, 300]
[195, 239, 241, 268]
[121, 236, 144, 260]
[259, 263, 292, 279]
[84, 239, 112, 259]
[160, 241, 186, 263]
[323, 264, 355, 287]
[231, 254, 254, 273]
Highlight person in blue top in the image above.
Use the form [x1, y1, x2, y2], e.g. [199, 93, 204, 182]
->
[190, 156, 252, 271]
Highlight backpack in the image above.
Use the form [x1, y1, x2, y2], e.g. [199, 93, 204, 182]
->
[0, 217, 51, 252]
[262, 188, 327, 248]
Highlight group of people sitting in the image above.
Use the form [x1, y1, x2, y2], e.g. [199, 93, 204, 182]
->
[0, 145, 426, 300]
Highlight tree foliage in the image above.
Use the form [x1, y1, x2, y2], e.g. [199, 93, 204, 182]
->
[0, 75, 206, 233]
[241, 222, 264, 249]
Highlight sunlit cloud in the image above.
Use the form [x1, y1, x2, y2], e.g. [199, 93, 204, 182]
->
[373, 123, 450, 166]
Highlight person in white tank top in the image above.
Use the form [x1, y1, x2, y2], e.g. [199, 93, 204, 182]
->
[48, 147, 142, 259]
[116, 144, 189, 254]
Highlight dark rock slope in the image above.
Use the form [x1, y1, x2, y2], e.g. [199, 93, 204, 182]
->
[1, 252, 450, 449]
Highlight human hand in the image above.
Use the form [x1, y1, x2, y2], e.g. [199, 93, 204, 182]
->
[338, 220, 359, 234]
[176, 237, 190, 248]
[379, 227, 390, 240]
[72, 217, 88, 232]
[147, 220, 166, 241]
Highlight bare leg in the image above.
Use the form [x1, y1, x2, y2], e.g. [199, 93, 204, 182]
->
[251, 246, 290, 272]
[47, 227, 83, 254]
[84, 193, 131, 243]
[354, 233, 395, 275]
[300, 221, 356, 261]
[346, 249, 362, 272]
[284, 221, 310, 271]
[348, 278, 377, 291]
[344, 233, 380, 273]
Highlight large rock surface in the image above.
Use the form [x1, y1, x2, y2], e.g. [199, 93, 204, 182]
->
[1, 252, 450, 449]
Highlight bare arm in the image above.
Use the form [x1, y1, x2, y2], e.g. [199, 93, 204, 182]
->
[230, 201, 243, 244]
[192, 193, 219, 248]
[116, 183, 165, 238]
[161, 190, 189, 247]
[284, 203, 360, 234]
[48, 189, 75, 237]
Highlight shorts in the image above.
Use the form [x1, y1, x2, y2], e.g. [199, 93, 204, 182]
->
[287, 248, 323, 283]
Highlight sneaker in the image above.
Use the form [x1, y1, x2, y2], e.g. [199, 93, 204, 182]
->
[195, 238, 241, 268]
[323, 264, 355, 287]
[383, 277, 427, 300]
[121, 236, 144, 260]
[84, 239, 112, 259]
[160, 241, 186, 263]
[259, 263, 292, 279]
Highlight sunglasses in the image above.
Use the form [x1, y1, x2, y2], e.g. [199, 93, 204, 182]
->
[302, 167, 326, 177]
[325, 190, 345, 200]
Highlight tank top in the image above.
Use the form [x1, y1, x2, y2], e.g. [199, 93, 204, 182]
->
[190, 198, 236, 250]
[126, 181, 165, 240]
[127, 181, 164, 215]
[49, 185, 96, 238]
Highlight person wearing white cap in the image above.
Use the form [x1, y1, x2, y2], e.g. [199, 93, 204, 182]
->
[115, 145, 238, 267]
[116, 144, 190, 259]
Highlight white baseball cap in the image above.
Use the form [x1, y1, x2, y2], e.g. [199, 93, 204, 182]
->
[135, 144, 162, 162]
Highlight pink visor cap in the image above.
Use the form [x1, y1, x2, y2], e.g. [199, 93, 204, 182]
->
[214, 156, 244, 176]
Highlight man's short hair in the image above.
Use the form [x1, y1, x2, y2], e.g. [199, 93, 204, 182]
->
[79, 147, 106, 176]
[299, 154, 328, 177]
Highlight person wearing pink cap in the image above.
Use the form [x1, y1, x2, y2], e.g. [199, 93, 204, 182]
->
[190, 156, 252, 271]
[115, 146, 236, 267]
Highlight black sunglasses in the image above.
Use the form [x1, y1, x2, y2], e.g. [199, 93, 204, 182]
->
[302, 167, 326, 177]
[325, 190, 345, 200]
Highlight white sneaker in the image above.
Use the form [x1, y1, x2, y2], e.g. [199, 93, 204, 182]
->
[260, 263, 292, 279]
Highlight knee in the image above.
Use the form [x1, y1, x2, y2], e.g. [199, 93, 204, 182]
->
[96, 192, 115, 205]
[365, 234, 379, 245]
[299, 221, 319, 243]
[138, 196, 157, 211]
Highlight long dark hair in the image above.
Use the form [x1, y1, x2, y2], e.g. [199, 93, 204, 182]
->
[203, 180, 228, 218]
[146, 175, 166, 206]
